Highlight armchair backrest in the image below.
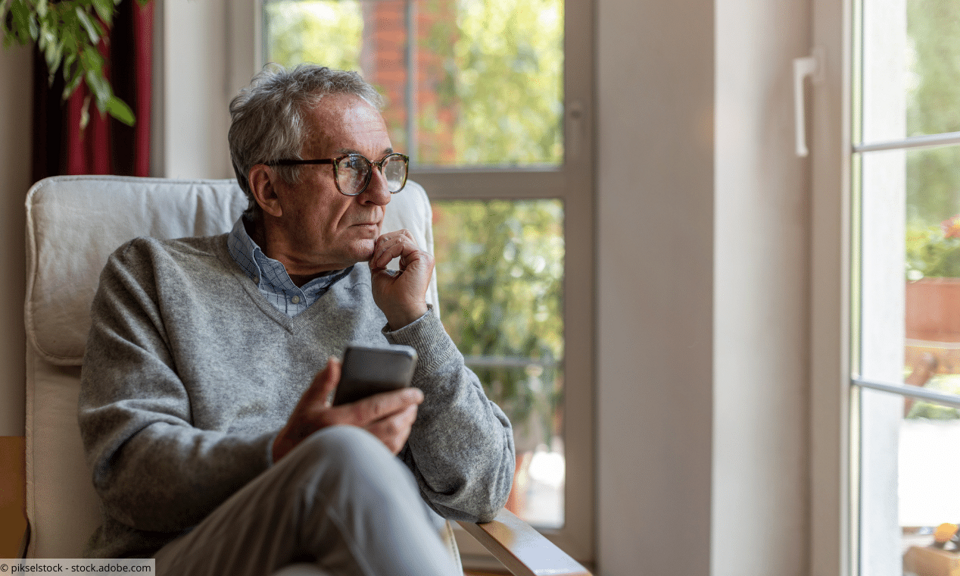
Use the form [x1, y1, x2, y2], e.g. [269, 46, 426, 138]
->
[23, 175, 439, 557]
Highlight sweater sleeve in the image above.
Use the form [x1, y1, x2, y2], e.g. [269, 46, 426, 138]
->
[385, 311, 516, 523]
[78, 241, 274, 533]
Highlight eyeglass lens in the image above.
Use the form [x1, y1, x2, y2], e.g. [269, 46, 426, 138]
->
[337, 154, 407, 194]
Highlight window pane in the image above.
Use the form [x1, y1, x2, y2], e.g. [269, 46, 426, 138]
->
[263, 0, 564, 168]
[857, 142, 960, 575]
[853, 1, 960, 573]
[907, 0, 960, 137]
[905, 145, 960, 375]
[859, 387, 960, 576]
[432, 199, 565, 528]
[263, 1, 365, 71]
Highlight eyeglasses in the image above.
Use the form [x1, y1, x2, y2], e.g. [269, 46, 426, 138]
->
[265, 153, 409, 196]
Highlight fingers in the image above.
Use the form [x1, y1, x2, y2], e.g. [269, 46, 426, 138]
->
[273, 381, 421, 463]
[369, 230, 434, 329]
[272, 359, 340, 463]
[273, 362, 422, 463]
[304, 357, 341, 408]
[338, 388, 422, 455]
[370, 230, 422, 271]
[344, 387, 424, 427]
[365, 404, 419, 454]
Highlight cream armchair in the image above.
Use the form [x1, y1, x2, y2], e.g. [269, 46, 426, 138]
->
[22, 175, 590, 576]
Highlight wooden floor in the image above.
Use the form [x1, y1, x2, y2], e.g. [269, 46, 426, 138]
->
[0, 437, 26, 558]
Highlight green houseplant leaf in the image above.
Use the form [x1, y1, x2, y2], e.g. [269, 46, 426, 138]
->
[1, 0, 150, 128]
[105, 94, 134, 126]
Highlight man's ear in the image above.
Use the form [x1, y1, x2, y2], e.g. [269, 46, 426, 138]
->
[249, 164, 284, 218]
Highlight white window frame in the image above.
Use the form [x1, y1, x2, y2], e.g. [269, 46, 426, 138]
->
[229, 0, 596, 566]
[809, 0, 854, 573]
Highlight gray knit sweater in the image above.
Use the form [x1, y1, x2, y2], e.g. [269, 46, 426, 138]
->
[78, 234, 515, 558]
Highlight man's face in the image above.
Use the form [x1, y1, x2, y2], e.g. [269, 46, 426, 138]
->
[269, 93, 394, 272]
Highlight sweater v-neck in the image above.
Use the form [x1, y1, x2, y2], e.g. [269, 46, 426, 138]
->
[209, 234, 371, 334]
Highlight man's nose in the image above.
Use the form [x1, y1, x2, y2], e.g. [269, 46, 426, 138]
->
[359, 169, 392, 205]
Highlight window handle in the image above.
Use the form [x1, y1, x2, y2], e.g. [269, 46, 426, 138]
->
[567, 100, 584, 159]
[793, 47, 825, 157]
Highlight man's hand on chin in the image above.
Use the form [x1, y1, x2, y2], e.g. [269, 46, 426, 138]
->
[369, 229, 434, 330]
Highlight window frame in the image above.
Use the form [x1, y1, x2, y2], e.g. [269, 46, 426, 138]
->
[239, 0, 596, 565]
[809, 0, 854, 573]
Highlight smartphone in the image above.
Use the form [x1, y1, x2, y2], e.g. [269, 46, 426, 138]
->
[331, 344, 418, 406]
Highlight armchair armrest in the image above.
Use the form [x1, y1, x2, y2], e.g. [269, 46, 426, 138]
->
[458, 509, 592, 576]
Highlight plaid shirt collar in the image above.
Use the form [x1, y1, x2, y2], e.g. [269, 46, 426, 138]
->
[226, 216, 353, 316]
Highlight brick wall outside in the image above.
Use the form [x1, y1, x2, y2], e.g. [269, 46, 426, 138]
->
[361, 0, 458, 164]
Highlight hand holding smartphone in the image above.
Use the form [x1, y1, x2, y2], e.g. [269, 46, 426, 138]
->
[331, 344, 418, 406]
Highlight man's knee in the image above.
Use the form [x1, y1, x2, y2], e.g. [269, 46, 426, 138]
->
[295, 425, 388, 461]
[279, 425, 418, 503]
[289, 425, 396, 473]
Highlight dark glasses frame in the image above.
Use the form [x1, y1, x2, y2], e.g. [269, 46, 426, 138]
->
[265, 153, 409, 196]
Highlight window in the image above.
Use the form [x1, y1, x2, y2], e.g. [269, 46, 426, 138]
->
[262, 0, 563, 168]
[850, 0, 960, 574]
[256, 0, 594, 563]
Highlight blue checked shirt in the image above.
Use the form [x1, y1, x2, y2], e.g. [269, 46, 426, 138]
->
[227, 217, 353, 317]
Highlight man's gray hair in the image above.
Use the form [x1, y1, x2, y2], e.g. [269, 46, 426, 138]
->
[228, 63, 384, 214]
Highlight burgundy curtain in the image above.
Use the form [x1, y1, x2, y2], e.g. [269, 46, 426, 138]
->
[31, 0, 153, 182]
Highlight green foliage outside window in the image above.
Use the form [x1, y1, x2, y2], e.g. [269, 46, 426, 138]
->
[432, 200, 564, 448]
[906, 0, 960, 227]
[420, 0, 563, 165]
[904, 371, 960, 419]
[900, 2, 960, 424]
[263, 1, 363, 74]
[906, 215, 960, 280]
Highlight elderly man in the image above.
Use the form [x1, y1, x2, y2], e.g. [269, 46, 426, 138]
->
[77, 64, 515, 576]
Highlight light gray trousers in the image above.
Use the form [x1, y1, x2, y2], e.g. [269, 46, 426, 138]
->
[152, 426, 458, 576]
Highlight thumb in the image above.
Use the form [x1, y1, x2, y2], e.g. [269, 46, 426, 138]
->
[304, 357, 341, 408]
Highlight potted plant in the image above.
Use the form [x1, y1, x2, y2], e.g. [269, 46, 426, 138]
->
[905, 215, 960, 342]
[0, 0, 147, 127]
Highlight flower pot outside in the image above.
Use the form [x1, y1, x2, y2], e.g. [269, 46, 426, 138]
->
[906, 277, 960, 343]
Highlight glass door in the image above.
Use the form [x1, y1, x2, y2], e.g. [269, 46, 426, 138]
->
[851, 0, 960, 574]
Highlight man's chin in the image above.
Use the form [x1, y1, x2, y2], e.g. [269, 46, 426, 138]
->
[333, 236, 377, 266]
[356, 242, 376, 264]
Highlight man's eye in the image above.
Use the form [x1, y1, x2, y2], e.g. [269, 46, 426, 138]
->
[342, 156, 366, 172]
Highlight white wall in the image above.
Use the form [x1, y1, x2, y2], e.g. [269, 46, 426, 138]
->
[0, 46, 31, 436]
[596, 0, 716, 574]
[159, 0, 259, 179]
[713, 0, 812, 574]
[161, 0, 233, 178]
[597, 0, 812, 574]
